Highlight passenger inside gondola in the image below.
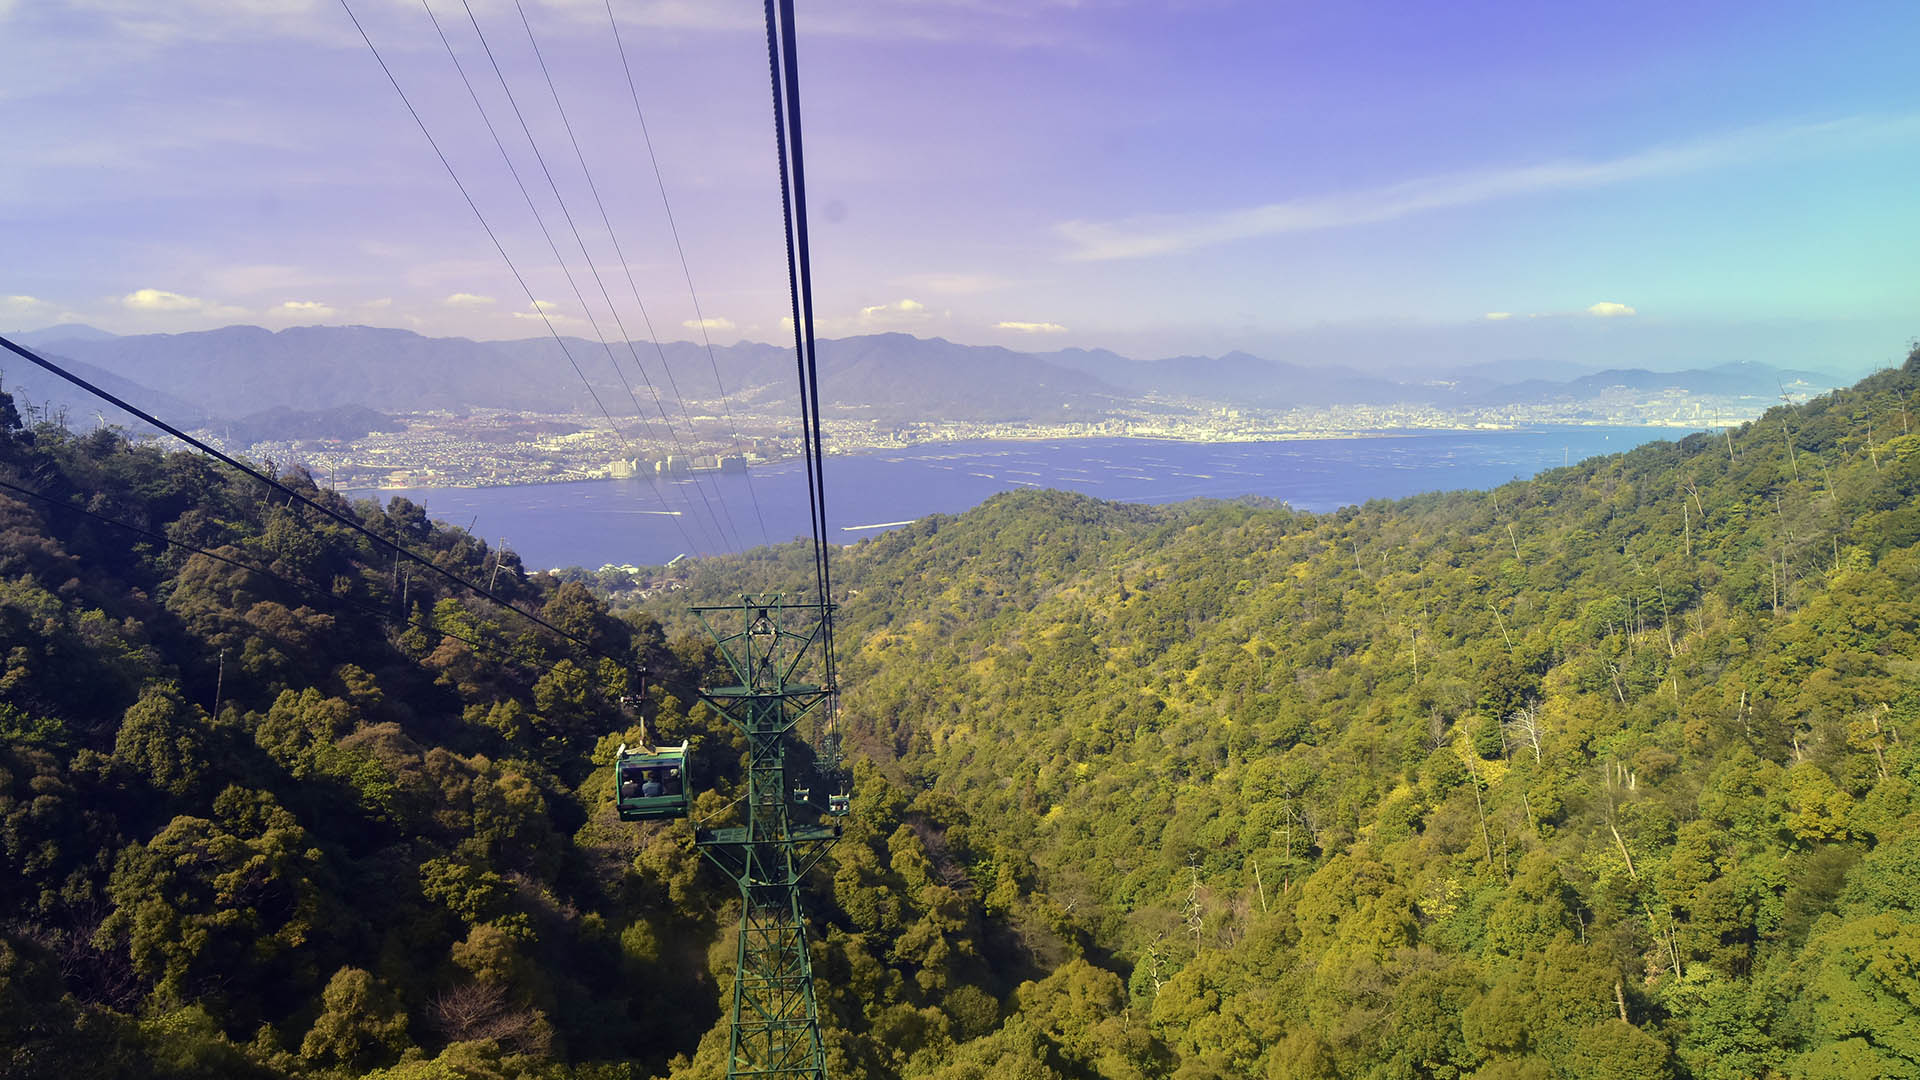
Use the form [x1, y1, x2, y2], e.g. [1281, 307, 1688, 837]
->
[641, 771, 665, 798]
[663, 768, 682, 795]
[620, 767, 645, 800]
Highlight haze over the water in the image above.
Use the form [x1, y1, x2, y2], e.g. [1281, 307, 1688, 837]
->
[5, 2, 1919, 380]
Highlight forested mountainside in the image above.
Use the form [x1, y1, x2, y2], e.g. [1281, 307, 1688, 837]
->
[675, 348, 1920, 1080]
[0, 389, 1076, 1079]
[2, 349, 1919, 1080]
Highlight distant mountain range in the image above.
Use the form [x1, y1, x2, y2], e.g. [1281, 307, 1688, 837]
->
[2, 322, 1854, 430]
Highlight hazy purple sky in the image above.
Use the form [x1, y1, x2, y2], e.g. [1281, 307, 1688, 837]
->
[4, 1, 1919, 373]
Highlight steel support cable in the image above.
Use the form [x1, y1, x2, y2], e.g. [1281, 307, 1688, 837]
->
[761, 0, 824, 605]
[764, 0, 840, 794]
[446, 0, 740, 554]
[774, 0, 842, 777]
[0, 333, 603, 656]
[337, 0, 707, 560]
[0, 475, 570, 682]
[420, 0, 720, 557]
[767, 0, 836, 690]
[515, 0, 765, 550]
[604, 0, 771, 547]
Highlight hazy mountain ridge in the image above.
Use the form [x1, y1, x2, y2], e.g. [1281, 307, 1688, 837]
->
[0, 347, 210, 433]
[6, 323, 1852, 428]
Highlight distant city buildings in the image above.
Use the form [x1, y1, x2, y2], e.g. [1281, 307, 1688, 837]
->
[223, 388, 1790, 492]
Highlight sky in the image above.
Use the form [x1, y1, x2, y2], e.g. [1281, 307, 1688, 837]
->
[4, 0, 1920, 376]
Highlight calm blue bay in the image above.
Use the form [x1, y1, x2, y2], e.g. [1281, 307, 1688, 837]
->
[366, 427, 1689, 570]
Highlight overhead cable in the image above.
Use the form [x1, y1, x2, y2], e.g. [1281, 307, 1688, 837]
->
[339, 0, 711, 559]
[765, 0, 836, 691]
[442, 0, 739, 552]
[514, 0, 765, 549]
[0, 332, 602, 657]
[0, 474, 568, 682]
[418, 0, 721, 553]
[604, 0, 772, 547]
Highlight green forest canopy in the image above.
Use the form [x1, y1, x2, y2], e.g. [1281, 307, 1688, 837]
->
[3, 348, 1920, 1079]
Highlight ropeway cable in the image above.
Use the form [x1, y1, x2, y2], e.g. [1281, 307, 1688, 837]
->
[442, 0, 740, 553]
[512, 0, 762, 550]
[1, 332, 605, 657]
[338, 0, 712, 559]
[604, 0, 772, 548]
[0, 474, 565, 681]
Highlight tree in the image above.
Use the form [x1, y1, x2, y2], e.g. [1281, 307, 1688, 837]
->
[113, 683, 210, 799]
[300, 966, 410, 1070]
[98, 788, 334, 1017]
[1789, 913, 1920, 1077]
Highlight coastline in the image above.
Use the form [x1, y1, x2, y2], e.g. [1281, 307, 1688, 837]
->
[342, 420, 1722, 493]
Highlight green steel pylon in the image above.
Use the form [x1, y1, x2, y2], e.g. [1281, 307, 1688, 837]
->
[692, 597, 839, 1080]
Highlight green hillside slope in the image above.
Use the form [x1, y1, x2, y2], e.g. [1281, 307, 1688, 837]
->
[677, 348, 1920, 1079]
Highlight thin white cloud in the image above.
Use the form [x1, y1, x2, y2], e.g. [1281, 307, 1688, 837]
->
[861, 298, 926, 319]
[444, 292, 496, 308]
[683, 316, 734, 331]
[1057, 114, 1920, 261]
[274, 299, 334, 317]
[996, 320, 1067, 333]
[512, 306, 580, 326]
[531, 299, 559, 312]
[1586, 301, 1637, 318]
[122, 287, 203, 311]
[2, 294, 54, 317]
[1483, 312, 1513, 321]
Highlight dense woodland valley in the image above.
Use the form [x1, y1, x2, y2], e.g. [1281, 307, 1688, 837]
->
[4, 349, 1920, 1079]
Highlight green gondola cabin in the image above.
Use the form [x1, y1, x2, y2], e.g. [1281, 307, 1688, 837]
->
[615, 741, 691, 821]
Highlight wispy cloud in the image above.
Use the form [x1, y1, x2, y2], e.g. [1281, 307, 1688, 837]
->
[510, 300, 564, 320]
[511, 300, 579, 327]
[2, 294, 53, 317]
[1057, 115, 1920, 261]
[861, 298, 926, 319]
[1586, 301, 1636, 318]
[683, 316, 734, 331]
[120, 287, 247, 319]
[996, 320, 1067, 333]
[274, 299, 334, 318]
[1483, 312, 1514, 321]
[122, 288, 202, 312]
[444, 292, 496, 308]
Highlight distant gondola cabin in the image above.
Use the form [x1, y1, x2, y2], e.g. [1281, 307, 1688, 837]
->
[615, 741, 691, 821]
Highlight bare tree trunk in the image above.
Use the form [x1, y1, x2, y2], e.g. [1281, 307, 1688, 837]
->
[1488, 601, 1514, 649]
[1611, 822, 1638, 880]
[1469, 758, 1496, 870]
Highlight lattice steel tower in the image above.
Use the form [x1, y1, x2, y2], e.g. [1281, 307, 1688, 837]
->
[693, 598, 840, 1080]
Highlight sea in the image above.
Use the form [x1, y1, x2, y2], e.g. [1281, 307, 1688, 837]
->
[363, 427, 1692, 571]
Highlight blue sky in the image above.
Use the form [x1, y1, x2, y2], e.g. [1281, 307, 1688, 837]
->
[3, 0, 1918, 374]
